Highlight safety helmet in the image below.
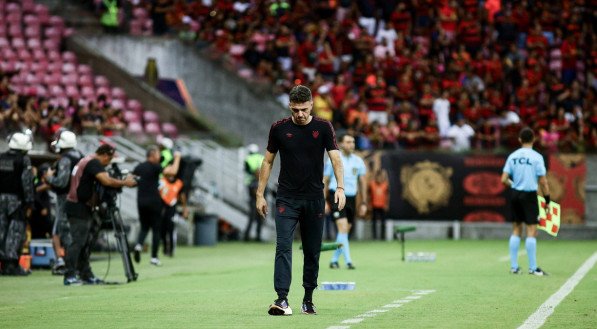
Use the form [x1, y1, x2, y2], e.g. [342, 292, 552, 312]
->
[8, 132, 33, 151]
[247, 143, 259, 154]
[51, 130, 77, 152]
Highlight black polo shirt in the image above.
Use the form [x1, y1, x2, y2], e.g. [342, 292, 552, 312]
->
[267, 116, 338, 200]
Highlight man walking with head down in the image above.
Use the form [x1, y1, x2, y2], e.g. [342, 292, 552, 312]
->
[256, 85, 346, 316]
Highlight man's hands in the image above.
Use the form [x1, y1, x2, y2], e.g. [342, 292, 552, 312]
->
[123, 174, 138, 187]
[358, 203, 367, 217]
[334, 189, 346, 211]
[544, 195, 551, 212]
[256, 195, 268, 218]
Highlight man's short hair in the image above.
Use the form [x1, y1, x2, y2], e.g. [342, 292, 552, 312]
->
[289, 85, 312, 103]
[519, 127, 535, 143]
[338, 133, 354, 143]
[96, 144, 116, 156]
[146, 145, 160, 158]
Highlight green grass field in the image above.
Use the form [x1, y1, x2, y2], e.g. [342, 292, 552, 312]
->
[1, 240, 596, 329]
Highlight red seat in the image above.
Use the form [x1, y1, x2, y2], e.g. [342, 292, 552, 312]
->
[161, 123, 179, 138]
[111, 99, 125, 110]
[62, 51, 77, 64]
[0, 37, 9, 48]
[0, 24, 7, 37]
[17, 48, 32, 61]
[111, 87, 126, 100]
[8, 25, 22, 38]
[144, 122, 161, 135]
[81, 86, 95, 99]
[123, 110, 140, 123]
[21, 0, 36, 14]
[126, 99, 143, 112]
[49, 85, 65, 97]
[143, 111, 160, 123]
[96, 86, 111, 97]
[27, 38, 42, 49]
[128, 121, 143, 134]
[77, 64, 92, 75]
[62, 62, 76, 74]
[65, 85, 80, 98]
[61, 73, 78, 87]
[23, 15, 40, 27]
[78, 74, 93, 87]
[94, 75, 110, 87]
[11, 37, 26, 49]
[32, 48, 46, 61]
[43, 38, 59, 51]
[24, 26, 40, 38]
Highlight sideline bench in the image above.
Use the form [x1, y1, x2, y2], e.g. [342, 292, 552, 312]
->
[394, 226, 417, 261]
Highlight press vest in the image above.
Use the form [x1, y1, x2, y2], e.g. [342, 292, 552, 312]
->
[159, 177, 184, 206]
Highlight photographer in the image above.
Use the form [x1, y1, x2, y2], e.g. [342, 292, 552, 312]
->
[63, 144, 137, 286]
[133, 145, 181, 266]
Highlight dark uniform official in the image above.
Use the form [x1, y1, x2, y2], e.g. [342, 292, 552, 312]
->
[0, 132, 34, 276]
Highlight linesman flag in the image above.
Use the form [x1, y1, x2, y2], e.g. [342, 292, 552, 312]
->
[537, 195, 561, 237]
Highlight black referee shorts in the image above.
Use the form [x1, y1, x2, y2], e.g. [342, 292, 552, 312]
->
[510, 190, 539, 225]
[327, 191, 356, 225]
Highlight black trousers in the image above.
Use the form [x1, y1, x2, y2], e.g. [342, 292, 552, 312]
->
[244, 192, 262, 241]
[161, 205, 176, 255]
[64, 214, 101, 279]
[371, 208, 387, 240]
[0, 196, 26, 263]
[137, 204, 163, 258]
[274, 196, 325, 299]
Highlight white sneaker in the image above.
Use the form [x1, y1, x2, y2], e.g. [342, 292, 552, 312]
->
[150, 258, 162, 266]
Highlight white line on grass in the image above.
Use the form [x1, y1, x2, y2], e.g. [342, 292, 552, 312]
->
[499, 251, 527, 262]
[518, 251, 597, 329]
[326, 290, 435, 329]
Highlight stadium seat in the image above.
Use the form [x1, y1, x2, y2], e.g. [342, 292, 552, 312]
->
[126, 99, 143, 112]
[77, 64, 92, 75]
[62, 51, 77, 64]
[161, 122, 178, 137]
[94, 75, 110, 88]
[144, 122, 161, 135]
[111, 87, 126, 101]
[123, 110, 140, 123]
[127, 121, 143, 134]
[143, 111, 160, 123]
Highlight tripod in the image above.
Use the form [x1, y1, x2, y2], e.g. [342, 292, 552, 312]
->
[103, 205, 138, 282]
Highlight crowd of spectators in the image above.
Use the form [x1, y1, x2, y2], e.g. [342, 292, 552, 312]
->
[112, 0, 597, 153]
[0, 79, 127, 146]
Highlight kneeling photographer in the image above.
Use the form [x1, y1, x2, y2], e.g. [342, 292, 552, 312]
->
[63, 144, 137, 286]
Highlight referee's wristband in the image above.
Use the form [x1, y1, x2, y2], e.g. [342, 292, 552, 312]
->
[336, 187, 344, 191]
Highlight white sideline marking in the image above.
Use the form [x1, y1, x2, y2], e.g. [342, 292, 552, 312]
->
[518, 251, 597, 329]
[499, 251, 526, 262]
[383, 304, 403, 308]
[326, 290, 436, 329]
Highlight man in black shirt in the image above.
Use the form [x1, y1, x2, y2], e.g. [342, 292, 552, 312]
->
[63, 144, 137, 286]
[257, 85, 346, 315]
[133, 145, 181, 266]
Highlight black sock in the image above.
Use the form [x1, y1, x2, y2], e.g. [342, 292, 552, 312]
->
[304, 289, 314, 302]
[277, 293, 287, 301]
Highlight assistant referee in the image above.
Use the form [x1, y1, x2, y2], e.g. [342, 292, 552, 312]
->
[501, 127, 550, 276]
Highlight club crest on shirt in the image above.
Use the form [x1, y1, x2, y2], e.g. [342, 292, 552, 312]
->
[278, 206, 285, 214]
[312, 130, 319, 139]
[286, 133, 293, 138]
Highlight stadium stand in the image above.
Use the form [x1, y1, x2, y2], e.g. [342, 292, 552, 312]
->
[91, 0, 596, 153]
[0, 0, 180, 142]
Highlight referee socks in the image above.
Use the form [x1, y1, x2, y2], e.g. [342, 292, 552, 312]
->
[525, 237, 537, 271]
[509, 235, 521, 270]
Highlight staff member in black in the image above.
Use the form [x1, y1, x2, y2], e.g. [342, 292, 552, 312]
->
[257, 85, 346, 316]
[133, 145, 181, 266]
[63, 144, 137, 286]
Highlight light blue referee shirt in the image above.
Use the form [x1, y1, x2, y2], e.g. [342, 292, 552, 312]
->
[324, 153, 367, 197]
[502, 147, 546, 192]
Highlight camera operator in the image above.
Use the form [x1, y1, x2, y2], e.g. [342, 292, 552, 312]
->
[133, 145, 181, 266]
[63, 144, 137, 286]
[45, 130, 83, 275]
[0, 132, 34, 276]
